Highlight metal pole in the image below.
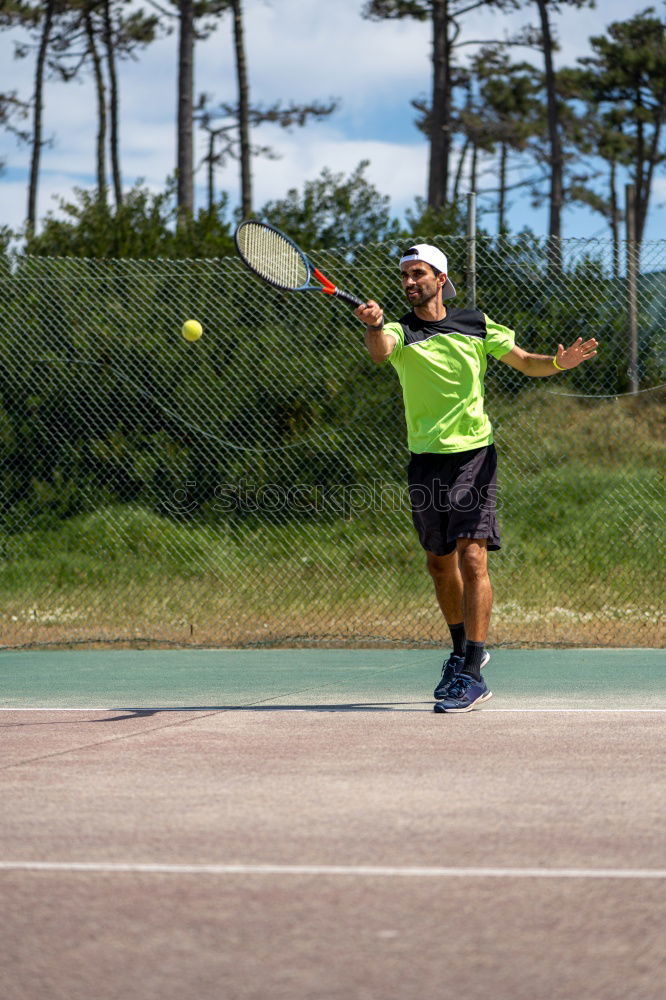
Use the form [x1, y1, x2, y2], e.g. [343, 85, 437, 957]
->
[466, 190, 477, 309]
[625, 184, 639, 394]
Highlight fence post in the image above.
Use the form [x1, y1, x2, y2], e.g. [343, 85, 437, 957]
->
[466, 191, 477, 309]
[625, 184, 639, 394]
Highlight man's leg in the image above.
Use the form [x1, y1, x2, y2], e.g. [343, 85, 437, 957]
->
[426, 548, 465, 642]
[457, 537, 492, 680]
[457, 538, 492, 641]
[427, 549, 467, 699]
[434, 538, 493, 712]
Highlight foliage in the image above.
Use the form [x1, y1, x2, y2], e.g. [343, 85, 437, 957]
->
[570, 8, 666, 245]
[195, 94, 339, 211]
[22, 180, 236, 258]
[401, 198, 464, 240]
[0, 238, 662, 550]
[362, 0, 520, 21]
[0, 399, 662, 646]
[259, 161, 403, 249]
[0, 90, 31, 158]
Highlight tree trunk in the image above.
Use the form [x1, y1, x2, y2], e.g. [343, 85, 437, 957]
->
[427, 0, 451, 209]
[177, 0, 195, 223]
[451, 138, 469, 203]
[103, 0, 122, 208]
[498, 142, 508, 234]
[635, 80, 664, 252]
[207, 129, 215, 212]
[609, 158, 620, 279]
[232, 0, 251, 217]
[27, 0, 56, 235]
[639, 135, 662, 255]
[632, 67, 665, 262]
[536, 0, 562, 275]
[84, 4, 107, 204]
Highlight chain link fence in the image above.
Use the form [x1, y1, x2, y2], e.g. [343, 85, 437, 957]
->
[0, 235, 664, 649]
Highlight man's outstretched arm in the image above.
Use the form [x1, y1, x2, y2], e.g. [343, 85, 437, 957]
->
[355, 300, 397, 364]
[500, 336, 598, 377]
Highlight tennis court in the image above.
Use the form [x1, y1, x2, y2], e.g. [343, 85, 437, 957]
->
[1, 647, 664, 1000]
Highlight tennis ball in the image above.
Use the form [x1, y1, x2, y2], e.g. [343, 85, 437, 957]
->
[181, 319, 203, 342]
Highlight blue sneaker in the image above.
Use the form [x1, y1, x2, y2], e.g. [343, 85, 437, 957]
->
[433, 650, 490, 700]
[433, 653, 464, 699]
[433, 672, 493, 713]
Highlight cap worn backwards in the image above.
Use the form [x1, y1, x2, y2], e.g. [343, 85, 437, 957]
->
[399, 244, 456, 300]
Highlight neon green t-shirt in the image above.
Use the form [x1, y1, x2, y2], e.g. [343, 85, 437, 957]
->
[386, 307, 515, 454]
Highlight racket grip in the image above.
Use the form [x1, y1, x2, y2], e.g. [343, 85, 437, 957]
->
[334, 289, 366, 308]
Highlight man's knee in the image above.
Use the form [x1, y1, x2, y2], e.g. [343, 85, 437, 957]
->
[426, 549, 456, 582]
[457, 539, 489, 581]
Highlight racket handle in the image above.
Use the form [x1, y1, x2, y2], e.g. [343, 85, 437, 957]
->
[334, 288, 365, 308]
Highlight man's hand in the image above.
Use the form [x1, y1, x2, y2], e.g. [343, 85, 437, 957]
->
[501, 336, 599, 377]
[556, 337, 598, 370]
[357, 300, 396, 363]
[355, 300, 384, 329]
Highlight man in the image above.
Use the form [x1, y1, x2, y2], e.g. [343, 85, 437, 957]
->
[355, 244, 597, 713]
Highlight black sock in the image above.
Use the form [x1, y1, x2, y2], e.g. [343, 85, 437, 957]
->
[463, 640, 485, 681]
[448, 622, 466, 658]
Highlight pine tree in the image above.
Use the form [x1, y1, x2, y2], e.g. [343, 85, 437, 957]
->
[575, 8, 666, 253]
[531, 0, 593, 273]
[362, 1, 522, 210]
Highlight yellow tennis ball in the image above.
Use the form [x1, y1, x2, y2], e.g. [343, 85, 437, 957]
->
[181, 319, 203, 342]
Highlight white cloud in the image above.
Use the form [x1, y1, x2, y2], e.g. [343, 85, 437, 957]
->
[237, 130, 428, 216]
[236, 0, 429, 109]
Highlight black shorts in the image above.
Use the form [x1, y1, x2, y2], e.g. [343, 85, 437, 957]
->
[407, 445, 500, 556]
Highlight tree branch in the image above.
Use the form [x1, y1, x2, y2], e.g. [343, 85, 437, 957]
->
[144, 0, 176, 19]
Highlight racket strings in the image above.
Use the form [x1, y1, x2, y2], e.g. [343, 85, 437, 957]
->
[238, 224, 308, 290]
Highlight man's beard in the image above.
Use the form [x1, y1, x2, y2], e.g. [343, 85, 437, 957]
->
[406, 286, 438, 307]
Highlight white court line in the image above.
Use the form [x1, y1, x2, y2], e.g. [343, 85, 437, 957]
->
[1, 707, 666, 713]
[486, 708, 666, 713]
[0, 707, 201, 712]
[0, 861, 664, 879]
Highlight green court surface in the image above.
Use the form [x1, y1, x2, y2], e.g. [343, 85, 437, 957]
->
[0, 647, 664, 710]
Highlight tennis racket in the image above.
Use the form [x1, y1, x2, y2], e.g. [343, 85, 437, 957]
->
[234, 220, 365, 308]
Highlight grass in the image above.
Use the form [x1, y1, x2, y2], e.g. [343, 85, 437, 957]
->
[0, 391, 664, 648]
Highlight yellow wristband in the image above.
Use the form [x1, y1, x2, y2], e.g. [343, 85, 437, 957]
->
[553, 356, 566, 371]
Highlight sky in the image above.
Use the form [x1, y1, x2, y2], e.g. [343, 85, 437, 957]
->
[1, 0, 665, 242]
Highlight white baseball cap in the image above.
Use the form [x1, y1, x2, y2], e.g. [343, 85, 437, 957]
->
[399, 244, 456, 299]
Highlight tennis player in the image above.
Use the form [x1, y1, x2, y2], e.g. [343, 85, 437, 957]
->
[356, 245, 597, 713]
